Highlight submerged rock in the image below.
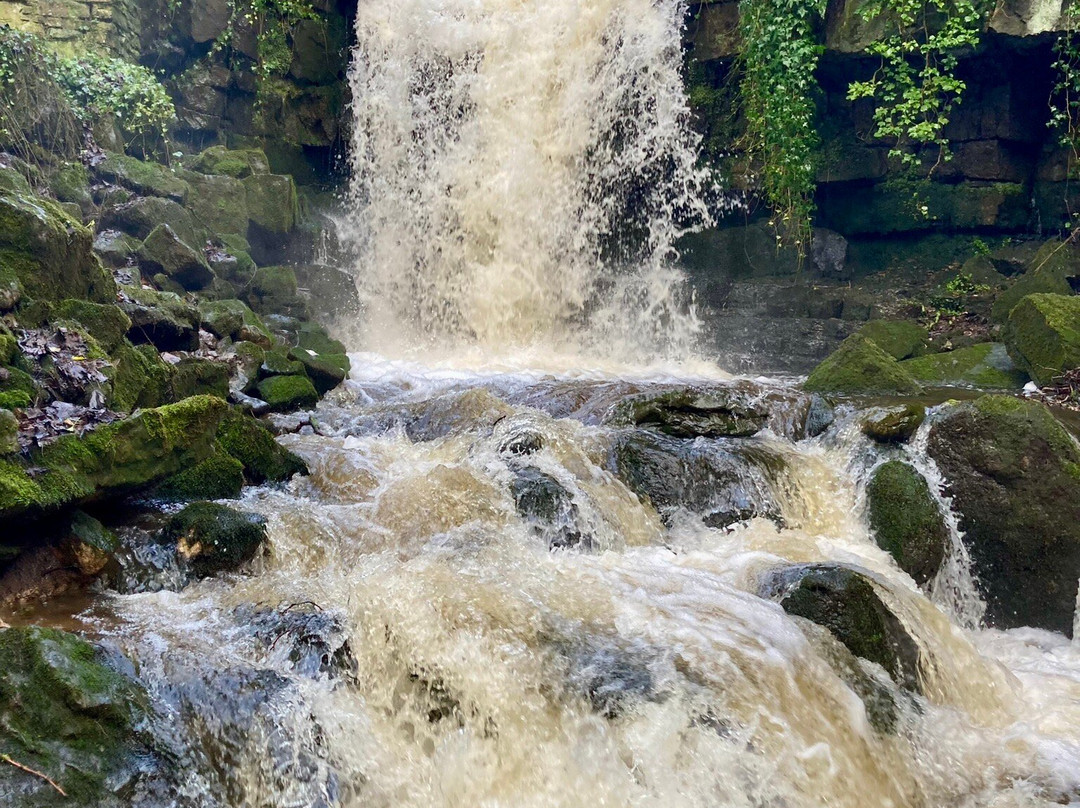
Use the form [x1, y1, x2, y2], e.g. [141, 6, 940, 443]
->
[510, 465, 591, 551]
[1003, 293, 1080, 385]
[861, 403, 926, 443]
[805, 335, 924, 395]
[928, 395, 1080, 636]
[237, 603, 356, 680]
[611, 429, 782, 529]
[0, 627, 150, 806]
[162, 502, 268, 578]
[760, 564, 922, 691]
[606, 386, 769, 438]
[866, 461, 948, 585]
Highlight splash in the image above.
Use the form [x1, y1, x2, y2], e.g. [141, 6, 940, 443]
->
[345, 0, 714, 361]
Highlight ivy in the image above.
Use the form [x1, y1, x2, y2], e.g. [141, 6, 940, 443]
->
[52, 54, 175, 140]
[738, 0, 828, 254]
[847, 0, 993, 171]
[211, 0, 317, 79]
[1049, 2, 1080, 174]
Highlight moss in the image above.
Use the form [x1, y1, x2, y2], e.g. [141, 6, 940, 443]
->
[1002, 293, 1080, 386]
[805, 335, 924, 395]
[0, 409, 18, 453]
[290, 349, 349, 394]
[118, 284, 201, 352]
[900, 343, 1029, 389]
[95, 152, 189, 201]
[296, 322, 347, 356]
[991, 240, 1078, 323]
[0, 331, 17, 365]
[866, 461, 948, 585]
[189, 145, 270, 179]
[0, 365, 38, 405]
[0, 626, 147, 805]
[183, 171, 249, 239]
[260, 348, 305, 378]
[257, 374, 318, 412]
[856, 320, 930, 360]
[155, 449, 245, 501]
[217, 408, 307, 483]
[861, 403, 926, 443]
[199, 298, 270, 344]
[246, 265, 306, 317]
[105, 341, 174, 412]
[170, 358, 230, 401]
[243, 173, 299, 234]
[49, 161, 92, 208]
[52, 299, 132, 351]
[162, 502, 267, 577]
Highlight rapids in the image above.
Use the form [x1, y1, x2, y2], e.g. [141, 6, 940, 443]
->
[10, 0, 1080, 805]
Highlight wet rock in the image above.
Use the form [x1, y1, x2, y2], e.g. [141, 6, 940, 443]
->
[498, 424, 545, 456]
[510, 466, 591, 551]
[100, 196, 205, 248]
[760, 564, 922, 691]
[170, 357, 230, 400]
[856, 320, 931, 360]
[927, 395, 1080, 636]
[611, 429, 781, 529]
[289, 348, 349, 395]
[65, 509, 120, 577]
[564, 638, 658, 718]
[238, 603, 356, 679]
[162, 502, 268, 577]
[0, 395, 228, 522]
[900, 343, 1029, 389]
[991, 239, 1080, 323]
[217, 410, 307, 483]
[138, 224, 214, 291]
[358, 388, 514, 442]
[94, 152, 189, 202]
[861, 404, 926, 443]
[199, 299, 272, 346]
[606, 386, 769, 438]
[1002, 293, 1080, 385]
[189, 145, 271, 179]
[866, 461, 948, 585]
[0, 627, 150, 806]
[118, 285, 201, 352]
[105, 342, 174, 412]
[259, 348, 305, 379]
[244, 174, 299, 235]
[155, 449, 245, 501]
[805, 334, 924, 395]
[257, 374, 319, 413]
[245, 266, 308, 319]
[183, 171, 249, 239]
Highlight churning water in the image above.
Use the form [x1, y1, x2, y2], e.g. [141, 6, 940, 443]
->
[42, 1, 1080, 805]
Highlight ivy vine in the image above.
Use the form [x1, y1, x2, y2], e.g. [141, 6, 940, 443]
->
[1049, 1, 1080, 175]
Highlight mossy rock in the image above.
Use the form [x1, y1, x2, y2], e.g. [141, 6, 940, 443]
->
[899, 343, 1028, 389]
[928, 395, 1080, 636]
[183, 171, 249, 240]
[1002, 293, 1080, 386]
[92, 230, 142, 269]
[0, 188, 115, 303]
[0, 395, 228, 521]
[138, 224, 214, 291]
[95, 152, 189, 202]
[805, 335, 924, 395]
[162, 501, 267, 577]
[257, 374, 319, 413]
[0, 626, 148, 806]
[606, 386, 769, 438]
[259, 348, 305, 379]
[244, 174, 299, 235]
[0, 365, 38, 409]
[189, 145, 270, 179]
[105, 341, 174, 413]
[245, 265, 307, 318]
[100, 196, 205, 249]
[155, 448, 245, 501]
[0, 408, 17, 453]
[48, 161, 92, 209]
[170, 358, 230, 401]
[216, 409, 307, 483]
[199, 298, 271, 344]
[66, 509, 120, 576]
[867, 461, 948, 585]
[760, 563, 922, 691]
[295, 322, 347, 356]
[0, 165, 32, 194]
[856, 320, 930, 360]
[991, 239, 1080, 323]
[118, 285, 201, 352]
[860, 403, 926, 443]
[290, 348, 349, 394]
[231, 340, 266, 384]
[53, 300, 131, 352]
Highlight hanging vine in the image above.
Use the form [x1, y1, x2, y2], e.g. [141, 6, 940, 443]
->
[1049, 1, 1080, 175]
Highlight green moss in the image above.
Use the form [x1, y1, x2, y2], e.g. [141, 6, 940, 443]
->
[260, 348, 305, 378]
[257, 374, 318, 412]
[991, 240, 1079, 323]
[217, 408, 307, 483]
[856, 320, 930, 360]
[296, 322, 347, 356]
[95, 152, 189, 201]
[105, 341, 174, 412]
[1002, 293, 1080, 386]
[805, 335, 924, 395]
[155, 449, 245, 501]
[0, 390, 31, 409]
[0, 365, 38, 406]
[0, 409, 17, 452]
[290, 349, 348, 394]
[189, 146, 270, 179]
[162, 502, 267, 577]
[861, 403, 926, 443]
[0, 626, 147, 805]
[866, 461, 948, 585]
[243, 173, 299, 234]
[899, 343, 1028, 389]
[48, 161, 91, 208]
[170, 358, 230, 401]
[53, 299, 132, 351]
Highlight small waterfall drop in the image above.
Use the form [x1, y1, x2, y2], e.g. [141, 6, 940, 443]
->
[345, 0, 714, 361]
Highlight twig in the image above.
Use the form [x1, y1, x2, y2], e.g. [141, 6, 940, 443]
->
[1, 754, 67, 797]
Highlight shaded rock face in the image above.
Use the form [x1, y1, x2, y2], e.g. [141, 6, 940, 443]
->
[928, 395, 1080, 636]
[610, 429, 782, 529]
[0, 627, 151, 807]
[760, 564, 922, 691]
[866, 461, 949, 585]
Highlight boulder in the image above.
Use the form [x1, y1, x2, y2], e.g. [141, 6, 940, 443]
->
[48, 161, 92, 210]
[53, 299, 132, 351]
[256, 375, 319, 413]
[510, 465, 590, 551]
[183, 171, 249, 239]
[866, 461, 949, 585]
[118, 285, 201, 352]
[0, 187, 114, 304]
[138, 224, 214, 291]
[0, 627, 149, 805]
[805, 335, 924, 395]
[155, 449, 245, 501]
[94, 153, 189, 202]
[861, 404, 926, 443]
[991, 239, 1080, 323]
[900, 343, 1029, 389]
[198, 299, 271, 345]
[0, 409, 17, 453]
[0, 395, 228, 521]
[101, 196, 205, 248]
[855, 320, 930, 361]
[105, 342, 174, 412]
[611, 429, 782, 529]
[605, 387, 769, 438]
[288, 15, 348, 84]
[289, 348, 348, 394]
[65, 510, 120, 577]
[162, 502, 267, 577]
[927, 395, 1080, 635]
[244, 173, 299, 234]
[189, 145, 270, 179]
[1002, 293, 1080, 385]
[215, 409, 307, 483]
[244, 265, 307, 318]
[258, 349, 305, 379]
[92, 230, 142, 269]
[760, 564, 922, 691]
[170, 358, 230, 400]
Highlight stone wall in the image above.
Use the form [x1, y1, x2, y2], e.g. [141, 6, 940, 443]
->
[0, 0, 140, 58]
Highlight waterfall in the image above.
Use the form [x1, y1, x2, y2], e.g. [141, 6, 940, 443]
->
[345, 0, 714, 361]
